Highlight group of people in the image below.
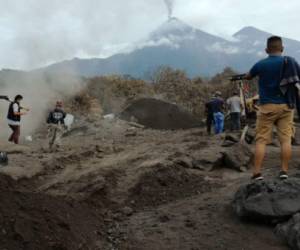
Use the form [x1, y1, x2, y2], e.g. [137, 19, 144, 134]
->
[207, 35, 300, 181]
[205, 90, 242, 135]
[6, 96, 66, 150]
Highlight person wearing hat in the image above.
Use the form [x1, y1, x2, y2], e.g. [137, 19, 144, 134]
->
[205, 94, 216, 135]
[226, 90, 243, 131]
[206, 91, 225, 135]
[7, 95, 28, 144]
[46, 101, 66, 150]
[213, 91, 225, 134]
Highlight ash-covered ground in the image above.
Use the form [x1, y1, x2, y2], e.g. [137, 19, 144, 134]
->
[0, 109, 298, 250]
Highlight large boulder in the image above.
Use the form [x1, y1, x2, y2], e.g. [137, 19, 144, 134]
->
[276, 213, 300, 250]
[232, 179, 300, 222]
[119, 98, 201, 130]
[220, 143, 253, 172]
[187, 142, 253, 172]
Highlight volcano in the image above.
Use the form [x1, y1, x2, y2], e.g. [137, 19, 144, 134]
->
[37, 18, 300, 78]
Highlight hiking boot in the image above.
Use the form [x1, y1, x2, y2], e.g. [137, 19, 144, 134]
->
[251, 173, 264, 181]
[279, 171, 288, 180]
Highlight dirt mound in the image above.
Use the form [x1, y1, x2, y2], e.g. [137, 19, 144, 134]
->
[127, 164, 222, 210]
[0, 174, 104, 250]
[120, 98, 201, 130]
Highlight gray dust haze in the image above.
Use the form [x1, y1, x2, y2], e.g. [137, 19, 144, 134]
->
[0, 71, 84, 141]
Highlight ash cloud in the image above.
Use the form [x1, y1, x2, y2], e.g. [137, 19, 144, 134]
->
[0, 0, 166, 70]
[164, 0, 175, 19]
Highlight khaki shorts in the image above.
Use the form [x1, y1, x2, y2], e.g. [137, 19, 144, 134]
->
[256, 104, 294, 144]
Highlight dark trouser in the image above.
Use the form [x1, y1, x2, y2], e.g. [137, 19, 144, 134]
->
[230, 112, 241, 131]
[8, 125, 20, 144]
[206, 114, 214, 134]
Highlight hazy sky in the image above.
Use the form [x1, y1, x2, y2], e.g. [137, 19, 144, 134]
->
[0, 0, 299, 70]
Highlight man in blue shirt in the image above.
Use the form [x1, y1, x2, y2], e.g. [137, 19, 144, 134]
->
[246, 36, 295, 181]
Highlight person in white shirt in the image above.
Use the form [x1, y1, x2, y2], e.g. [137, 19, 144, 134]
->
[7, 95, 28, 144]
[226, 91, 243, 131]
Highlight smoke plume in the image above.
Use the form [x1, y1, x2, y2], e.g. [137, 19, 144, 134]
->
[164, 0, 175, 19]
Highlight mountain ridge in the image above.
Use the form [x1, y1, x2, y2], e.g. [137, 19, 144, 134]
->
[33, 19, 300, 78]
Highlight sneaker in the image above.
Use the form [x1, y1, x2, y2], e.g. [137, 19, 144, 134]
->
[279, 171, 288, 180]
[251, 173, 264, 181]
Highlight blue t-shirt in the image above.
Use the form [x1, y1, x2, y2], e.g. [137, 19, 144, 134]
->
[250, 55, 287, 104]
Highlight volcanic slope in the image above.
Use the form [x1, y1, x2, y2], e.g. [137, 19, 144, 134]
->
[0, 116, 298, 249]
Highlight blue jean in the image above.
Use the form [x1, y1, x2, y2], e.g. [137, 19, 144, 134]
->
[213, 112, 224, 134]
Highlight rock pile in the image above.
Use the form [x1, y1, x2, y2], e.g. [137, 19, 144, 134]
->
[233, 178, 300, 249]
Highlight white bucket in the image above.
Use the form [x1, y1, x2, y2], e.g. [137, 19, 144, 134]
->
[64, 114, 74, 130]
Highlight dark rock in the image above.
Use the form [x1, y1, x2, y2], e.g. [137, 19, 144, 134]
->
[220, 144, 253, 171]
[245, 127, 256, 144]
[174, 157, 194, 169]
[159, 215, 170, 223]
[233, 179, 300, 221]
[185, 141, 252, 172]
[125, 131, 137, 137]
[194, 148, 224, 170]
[224, 133, 240, 143]
[188, 141, 208, 150]
[122, 207, 134, 216]
[119, 98, 201, 130]
[276, 213, 300, 250]
[191, 160, 206, 171]
[95, 145, 104, 153]
[221, 141, 236, 147]
[185, 219, 197, 229]
[63, 126, 89, 137]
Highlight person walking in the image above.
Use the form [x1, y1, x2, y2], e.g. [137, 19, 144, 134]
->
[212, 91, 225, 134]
[246, 36, 299, 181]
[7, 95, 28, 144]
[210, 91, 224, 135]
[226, 91, 243, 131]
[205, 92, 225, 135]
[205, 95, 215, 135]
[47, 101, 66, 150]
